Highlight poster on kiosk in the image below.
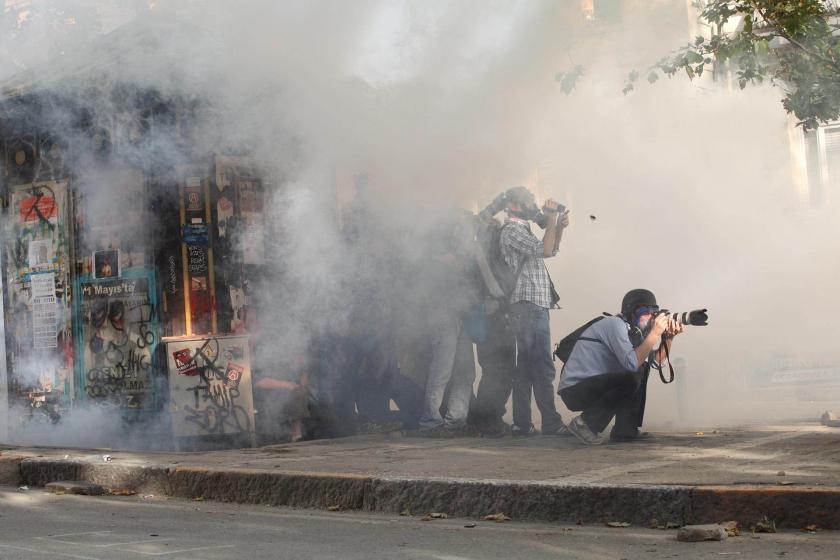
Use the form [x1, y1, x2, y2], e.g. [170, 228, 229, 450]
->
[166, 335, 256, 446]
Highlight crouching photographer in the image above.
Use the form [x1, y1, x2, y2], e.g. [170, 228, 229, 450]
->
[556, 289, 703, 445]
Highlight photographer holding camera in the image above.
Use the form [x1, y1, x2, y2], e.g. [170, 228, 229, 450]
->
[558, 289, 684, 445]
[499, 186, 570, 436]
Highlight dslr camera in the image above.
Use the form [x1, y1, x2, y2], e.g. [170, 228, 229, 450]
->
[654, 308, 709, 327]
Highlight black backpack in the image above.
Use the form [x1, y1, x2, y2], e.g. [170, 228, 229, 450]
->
[473, 219, 522, 306]
[553, 315, 608, 362]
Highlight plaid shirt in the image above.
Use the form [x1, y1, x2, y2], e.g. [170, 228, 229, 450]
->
[500, 217, 555, 309]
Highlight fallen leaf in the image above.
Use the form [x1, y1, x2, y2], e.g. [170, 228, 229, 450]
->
[695, 432, 705, 436]
[753, 516, 776, 534]
[481, 513, 511, 523]
[110, 489, 138, 496]
[421, 512, 448, 521]
[802, 524, 818, 533]
[327, 505, 341, 512]
[606, 521, 631, 528]
[193, 497, 205, 502]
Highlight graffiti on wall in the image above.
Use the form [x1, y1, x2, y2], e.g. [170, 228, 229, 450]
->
[77, 276, 157, 410]
[166, 336, 255, 440]
[2, 181, 73, 406]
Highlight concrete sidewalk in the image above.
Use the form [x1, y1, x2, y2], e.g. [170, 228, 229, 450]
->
[2, 423, 839, 529]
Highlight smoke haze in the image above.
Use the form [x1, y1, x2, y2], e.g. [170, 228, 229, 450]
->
[2, 0, 839, 447]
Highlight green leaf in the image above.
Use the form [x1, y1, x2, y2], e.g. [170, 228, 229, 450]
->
[647, 71, 659, 84]
[755, 39, 770, 55]
[686, 50, 704, 64]
[686, 65, 695, 79]
[695, 35, 705, 46]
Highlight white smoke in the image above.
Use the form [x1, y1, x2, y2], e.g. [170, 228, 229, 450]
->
[1, 0, 839, 448]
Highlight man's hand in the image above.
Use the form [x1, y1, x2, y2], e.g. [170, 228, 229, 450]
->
[664, 317, 684, 339]
[559, 210, 570, 229]
[543, 198, 562, 215]
[650, 313, 670, 338]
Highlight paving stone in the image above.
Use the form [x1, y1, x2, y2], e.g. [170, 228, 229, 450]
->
[676, 524, 727, 542]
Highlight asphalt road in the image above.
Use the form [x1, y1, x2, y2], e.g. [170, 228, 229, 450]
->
[0, 486, 835, 560]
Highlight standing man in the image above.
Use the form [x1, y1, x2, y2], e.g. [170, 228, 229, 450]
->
[501, 187, 569, 436]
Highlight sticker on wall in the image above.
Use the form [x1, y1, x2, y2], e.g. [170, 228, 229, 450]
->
[217, 196, 233, 239]
[185, 185, 202, 212]
[225, 362, 244, 387]
[191, 276, 208, 291]
[187, 245, 208, 274]
[31, 272, 58, 350]
[93, 249, 120, 279]
[182, 224, 209, 245]
[28, 239, 54, 269]
[19, 193, 58, 224]
[173, 348, 199, 376]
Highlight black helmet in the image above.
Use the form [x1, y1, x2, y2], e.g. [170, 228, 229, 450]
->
[621, 289, 657, 317]
[504, 186, 535, 207]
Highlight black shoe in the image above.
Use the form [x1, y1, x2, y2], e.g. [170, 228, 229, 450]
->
[609, 428, 653, 442]
[512, 424, 540, 437]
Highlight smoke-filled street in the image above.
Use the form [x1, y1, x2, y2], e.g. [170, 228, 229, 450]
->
[3, 0, 840, 554]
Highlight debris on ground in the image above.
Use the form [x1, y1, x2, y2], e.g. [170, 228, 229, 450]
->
[399, 509, 411, 517]
[464, 523, 476, 528]
[18, 486, 29, 491]
[481, 513, 511, 523]
[720, 521, 741, 537]
[677, 524, 727, 542]
[606, 521, 631, 528]
[695, 432, 705, 436]
[820, 411, 840, 427]
[109, 489, 138, 496]
[421, 512, 448, 521]
[102, 455, 112, 462]
[776, 471, 786, 476]
[327, 505, 341, 511]
[142, 494, 155, 500]
[752, 516, 777, 534]
[802, 524, 819, 533]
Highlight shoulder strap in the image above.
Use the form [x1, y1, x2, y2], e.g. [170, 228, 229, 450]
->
[658, 335, 675, 384]
[500, 222, 526, 299]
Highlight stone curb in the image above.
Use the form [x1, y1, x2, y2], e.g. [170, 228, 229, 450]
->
[2, 454, 839, 528]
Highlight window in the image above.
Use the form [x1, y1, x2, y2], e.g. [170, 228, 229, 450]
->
[803, 126, 840, 206]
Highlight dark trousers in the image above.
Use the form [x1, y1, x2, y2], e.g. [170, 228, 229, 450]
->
[511, 302, 563, 431]
[559, 368, 650, 435]
[472, 314, 516, 428]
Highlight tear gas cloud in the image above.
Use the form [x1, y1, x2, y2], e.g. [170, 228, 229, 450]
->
[1, 0, 839, 447]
